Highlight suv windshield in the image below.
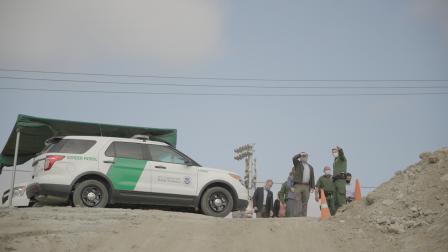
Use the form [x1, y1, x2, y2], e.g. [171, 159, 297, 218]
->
[47, 139, 96, 154]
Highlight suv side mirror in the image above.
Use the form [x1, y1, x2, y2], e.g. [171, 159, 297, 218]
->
[184, 159, 194, 166]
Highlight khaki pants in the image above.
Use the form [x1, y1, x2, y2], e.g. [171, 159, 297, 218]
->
[294, 184, 310, 217]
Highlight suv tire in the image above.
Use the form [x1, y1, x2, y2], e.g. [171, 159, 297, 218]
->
[200, 186, 233, 217]
[73, 179, 109, 208]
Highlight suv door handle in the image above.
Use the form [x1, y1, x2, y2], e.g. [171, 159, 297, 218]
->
[155, 165, 167, 169]
[103, 160, 115, 164]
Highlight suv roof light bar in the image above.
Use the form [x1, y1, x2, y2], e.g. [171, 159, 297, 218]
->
[131, 135, 151, 141]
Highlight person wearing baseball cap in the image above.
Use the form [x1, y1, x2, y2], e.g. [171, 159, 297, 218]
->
[315, 166, 336, 216]
[291, 152, 315, 217]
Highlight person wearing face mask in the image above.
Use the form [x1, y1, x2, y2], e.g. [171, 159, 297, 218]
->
[291, 152, 315, 217]
[332, 146, 347, 211]
[315, 166, 336, 216]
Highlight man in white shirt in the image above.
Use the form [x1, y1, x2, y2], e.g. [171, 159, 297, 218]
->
[291, 152, 315, 217]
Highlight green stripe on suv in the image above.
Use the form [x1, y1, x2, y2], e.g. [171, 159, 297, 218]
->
[106, 158, 147, 190]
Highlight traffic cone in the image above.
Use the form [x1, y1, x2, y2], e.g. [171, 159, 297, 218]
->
[320, 189, 330, 220]
[354, 179, 362, 201]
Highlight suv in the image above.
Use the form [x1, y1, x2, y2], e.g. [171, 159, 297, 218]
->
[26, 136, 248, 217]
[2, 183, 33, 207]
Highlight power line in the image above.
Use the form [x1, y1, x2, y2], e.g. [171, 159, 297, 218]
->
[1, 76, 448, 89]
[1, 87, 448, 97]
[1, 68, 448, 82]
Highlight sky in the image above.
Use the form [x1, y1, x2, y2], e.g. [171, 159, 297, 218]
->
[0, 0, 447, 211]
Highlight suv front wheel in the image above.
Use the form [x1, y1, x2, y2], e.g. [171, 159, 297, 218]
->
[200, 186, 234, 217]
[73, 180, 109, 208]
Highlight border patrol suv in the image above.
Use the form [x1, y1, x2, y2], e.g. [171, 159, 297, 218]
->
[26, 135, 249, 217]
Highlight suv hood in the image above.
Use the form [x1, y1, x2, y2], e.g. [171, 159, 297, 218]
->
[198, 166, 238, 175]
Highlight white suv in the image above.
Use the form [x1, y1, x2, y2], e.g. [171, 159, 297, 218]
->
[26, 136, 249, 217]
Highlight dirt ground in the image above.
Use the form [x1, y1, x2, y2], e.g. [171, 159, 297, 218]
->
[0, 147, 447, 252]
[0, 207, 395, 252]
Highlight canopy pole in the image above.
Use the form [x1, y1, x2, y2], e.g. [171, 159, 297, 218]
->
[8, 130, 20, 207]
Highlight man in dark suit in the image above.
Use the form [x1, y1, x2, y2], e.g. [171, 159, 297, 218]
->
[252, 179, 274, 218]
[291, 152, 315, 217]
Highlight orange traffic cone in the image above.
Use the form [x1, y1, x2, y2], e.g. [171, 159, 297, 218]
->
[354, 179, 362, 201]
[320, 189, 331, 220]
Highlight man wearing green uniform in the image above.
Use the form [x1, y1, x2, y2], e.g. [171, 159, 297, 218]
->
[315, 166, 336, 216]
[332, 146, 347, 211]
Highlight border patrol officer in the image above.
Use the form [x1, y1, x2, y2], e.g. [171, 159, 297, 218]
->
[315, 166, 336, 216]
[332, 146, 347, 211]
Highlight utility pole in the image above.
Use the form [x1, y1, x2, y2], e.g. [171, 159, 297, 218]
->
[253, 158, 257, 191]
[234, 144, 257, 196]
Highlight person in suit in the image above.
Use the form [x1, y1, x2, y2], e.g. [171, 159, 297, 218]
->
[252, 179, 274, 218]
[291, 152, 315, 217]
[345, 172, 355, 203]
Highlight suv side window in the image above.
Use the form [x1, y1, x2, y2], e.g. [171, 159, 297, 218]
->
[105, 142, 145, 160]
[48, 139, 96, 154]
[148, 145, 187, 165]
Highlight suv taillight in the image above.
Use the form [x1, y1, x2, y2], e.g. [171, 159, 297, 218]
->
[44, 155, 65, 171]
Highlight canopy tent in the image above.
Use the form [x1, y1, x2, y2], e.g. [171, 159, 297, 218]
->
[0, 114, 177, 170]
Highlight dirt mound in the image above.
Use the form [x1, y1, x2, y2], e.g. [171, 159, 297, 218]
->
[0, 148, 447, 252]
[338, 147, 448, 252]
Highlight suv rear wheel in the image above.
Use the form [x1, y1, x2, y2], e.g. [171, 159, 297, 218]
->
[200, 186, 233, 217]
[73, 180, 109, 208]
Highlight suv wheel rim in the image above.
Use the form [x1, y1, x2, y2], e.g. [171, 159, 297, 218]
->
[208, 192, 228, 213]
[81, 186, 103, 207]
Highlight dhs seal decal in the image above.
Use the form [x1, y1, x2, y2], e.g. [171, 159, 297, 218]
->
[184, 176, 192, 184]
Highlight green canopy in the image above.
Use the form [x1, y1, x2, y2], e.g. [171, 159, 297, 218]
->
[0, 114, 177, 169]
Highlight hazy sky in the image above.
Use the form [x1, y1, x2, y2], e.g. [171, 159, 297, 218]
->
[1, 0, 447, 204]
